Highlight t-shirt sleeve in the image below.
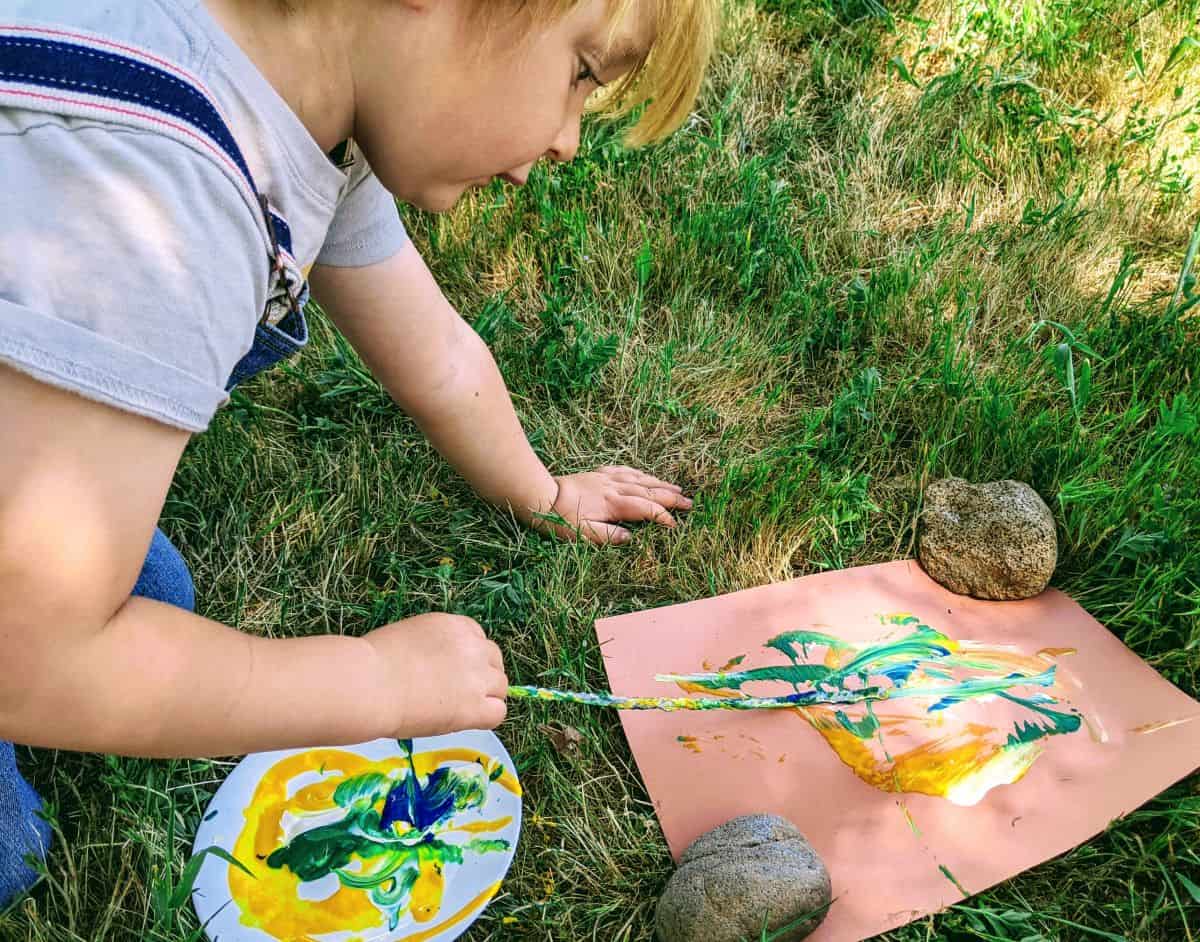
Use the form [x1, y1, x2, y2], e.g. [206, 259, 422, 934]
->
[0, 110, 265, 432]
[316, 144, 408, 268]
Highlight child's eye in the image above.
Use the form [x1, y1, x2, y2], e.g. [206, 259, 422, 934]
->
[575, 58, 605, 89]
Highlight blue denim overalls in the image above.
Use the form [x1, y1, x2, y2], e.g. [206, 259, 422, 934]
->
[0, 23, 312, 904]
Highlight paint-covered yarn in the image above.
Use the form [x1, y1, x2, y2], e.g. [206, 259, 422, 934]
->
[507, 685, 821, 711]
[508, 614, 1090, 808]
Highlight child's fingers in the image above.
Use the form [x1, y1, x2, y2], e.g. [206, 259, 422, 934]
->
[486, 668, 509, 699]
[611, 495, 677, 527]
[616, 484, 693, 509]
[582, 520, 632, 545]
[602, 466, 685, 493]
[636, 474, 684, 493]
[479, 697, 508, 729]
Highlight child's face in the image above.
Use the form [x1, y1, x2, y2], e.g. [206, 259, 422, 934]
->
[353, 0, 652, 212]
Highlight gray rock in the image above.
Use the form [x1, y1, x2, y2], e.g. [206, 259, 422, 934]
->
[919, 478, 1057, 600]
[655, 814, 832, 942]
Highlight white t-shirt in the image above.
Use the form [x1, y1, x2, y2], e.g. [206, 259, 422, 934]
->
[0, 0, 408, 431]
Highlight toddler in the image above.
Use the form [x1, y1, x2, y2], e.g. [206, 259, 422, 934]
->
[0, 0, 716, 905]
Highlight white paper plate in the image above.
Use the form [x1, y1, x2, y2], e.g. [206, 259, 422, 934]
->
[191, 732, 521, 942]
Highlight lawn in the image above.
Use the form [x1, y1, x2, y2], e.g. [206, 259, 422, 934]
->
[3, 0, 1199, 939]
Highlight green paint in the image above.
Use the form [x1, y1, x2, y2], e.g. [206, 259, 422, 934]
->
[265, 739, 510, 931]
[510, 615, 1087, 772]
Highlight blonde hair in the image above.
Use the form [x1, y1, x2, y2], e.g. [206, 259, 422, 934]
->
[485, 0, 721, 146]
[277, 0, 720, 145]
[595, 0, 720, 146]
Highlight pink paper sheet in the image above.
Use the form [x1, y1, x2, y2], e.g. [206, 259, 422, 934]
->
[596, 560, 1200, 942]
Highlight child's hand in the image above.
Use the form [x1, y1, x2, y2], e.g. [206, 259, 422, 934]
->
[547, 466, 694, 545]
[364, 613, 508, 736]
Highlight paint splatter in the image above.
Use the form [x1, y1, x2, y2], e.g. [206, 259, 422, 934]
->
[662, 614, 1091, 806]
[674, 733, 775, 762]
[677, 736, 703, 754]
[1130, 714, 1200, 735]
[228, 740, 519, 940]
[513, 614, 1094, 808]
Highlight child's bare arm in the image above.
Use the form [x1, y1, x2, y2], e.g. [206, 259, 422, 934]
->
[0, 364, 505, 758]
[311, 245, 560, 519]
[311, 244, 692, 543]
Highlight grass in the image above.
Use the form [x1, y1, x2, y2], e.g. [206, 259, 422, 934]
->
[4, 0, 1199, 939]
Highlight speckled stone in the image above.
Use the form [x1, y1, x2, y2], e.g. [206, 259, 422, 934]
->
[655, 814, 832, 942]
[919, 478, 1057, 600]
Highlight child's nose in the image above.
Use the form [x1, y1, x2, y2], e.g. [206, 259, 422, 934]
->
[546, 112, 581, 163]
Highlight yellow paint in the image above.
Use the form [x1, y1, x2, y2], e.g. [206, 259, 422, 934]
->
[677, 736, 703, 754]
[451, 816, 514, 834]
[290, 780, 340, 813]
[231, 749, 390, 940]
[1082, 711, 1109, 744]
[409, 859, 444, 922]
[228, 747, 517, 940]
[942, 641, 1058, 675]
[398, 881, 502, 942]
[675, 680, 743, 699]
[1131, 714, 1200, 735]
[1037, 647, 1077, 658]
[800, 708, 1043, 807]
[411, 748, 522, 798]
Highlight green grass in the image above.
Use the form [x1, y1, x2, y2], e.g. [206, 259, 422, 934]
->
[5, 0, 1200, 939]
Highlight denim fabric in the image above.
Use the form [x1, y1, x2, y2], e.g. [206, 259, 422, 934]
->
[131, 527, 197, 611]
[0, 528, 197, 907]
[0, 742, 51, 910]
[224, 298, 310, 391]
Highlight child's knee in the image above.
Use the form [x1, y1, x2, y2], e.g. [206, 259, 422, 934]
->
[131, 528, 196, 613]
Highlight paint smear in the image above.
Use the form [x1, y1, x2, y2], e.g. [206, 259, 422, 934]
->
[228, 740, 517, 940]
[665, 614, 1093, 807]
[1131, 714, 1200, 735]
[673, 733, 778, 762]
[520, 614, 1097, 808]
[1083, 710, 1110, 744]
[677, 736, 703, 754]
[397, 881, 502, 942]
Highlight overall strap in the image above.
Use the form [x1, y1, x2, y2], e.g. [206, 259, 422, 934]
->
[0, 23, 295, 261]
